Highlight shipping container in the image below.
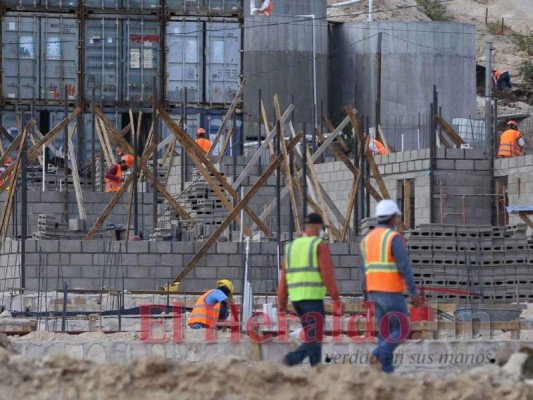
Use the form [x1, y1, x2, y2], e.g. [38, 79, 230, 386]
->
[84, 16, 160, 104]
[84, 0, 160, 11]
[1, 14, 78, 102]
[205, 21, 241, 104]
[2, 0, 78, 9]
[165, 20, 203, 104]
[159, 108, 200, 143]
[84, 0, 120, 9]
[166, 0, 242, 15]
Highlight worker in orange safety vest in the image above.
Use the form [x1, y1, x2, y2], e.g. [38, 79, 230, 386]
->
[195, 128, 211, 154]
[104, 154, 134, 192]
[188, 279, 234, 329]
[492, 68, 512, 91]
[253, 0, 273, 15]
[361, 200, 423, 373]
[0, 157, 13, 189]
[364, 132, 389, 155]
[498, 120, 525, 158]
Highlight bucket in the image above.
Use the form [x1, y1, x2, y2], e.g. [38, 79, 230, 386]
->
[410, 306, 435, 322]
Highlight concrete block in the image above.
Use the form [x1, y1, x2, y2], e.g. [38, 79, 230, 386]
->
[70, 254, 93, 266]
[334, 267, 351, 280]
[500, 158, 509, 170]
[422, 159, 430, 170]
[159, 253, 181, 267]
[410, 150, 419, 161]
[206, 254, 228, 267]
[524, 155, 533, 166]
[339, 255, 358, 268]
[415, 160, 424, 170]
[59, 241, 82, 253]
[24, 253, 40, 266]
[81, 266, 104, 278]
[455, 160, 474, 170]
[396, 152, 404, 163]
[82, 241, 104, 253]
[392, 163, 400, 173]
[400, 162, 408, 173]
[403, 151, 411, 162]
[24, 240, 37, 253]
[227, 255, 242, 267]
[330, 243, 349, 255]
[38, 240, 59, 253]
[62, 266, 83, 278]
[408, 161, 416, 171]
[126, 266, 151, 279]
[384, 164, 393, 174]
[446, 149, 464, 159]
[493, 158, 502, 171]
[172, 242, 194, 254]
[508, 157, 517, 168]
[436, 149, 446, 159]
[474, 160, 491, 170]
[388, 153, 396, 163]
[138, 254, 158, 266]
[516, 156, 526, 168]
[216, 242, 239, 254]
[127, 241, 149, 253]
[194, 266, 218, 279]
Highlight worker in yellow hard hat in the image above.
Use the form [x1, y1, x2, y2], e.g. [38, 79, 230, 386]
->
[188, 279, 234, 329]
[105, 154, 134, 192]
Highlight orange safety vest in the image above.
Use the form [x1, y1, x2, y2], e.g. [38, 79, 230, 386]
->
[372, 138, 389, 155]
[498, 129, 523, 157]
[361, 227, 405, 293]
[258, 0, 273, 15]
[188, 289, 222, 328]
[196, 138, 211, 154]
[105, 164, 123, 193]
[493, 69, 506, 81]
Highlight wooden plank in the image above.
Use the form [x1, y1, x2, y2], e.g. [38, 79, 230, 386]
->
[172, 132, 303, 284]
[95, 117, 114, 168]
[206, 78, 246, 158]
[0, 134, 22, 168]
[84, 124, 131, 168]
[260, 101, 276, 158]
[251, 116, 350, 231]
[365, 150, 390, 199]
[215, 125, 235, 164]
[344, 106, 363, 142]
[317, 131, 358, 176]
[94, 111, 195, 224]
[158, 105, 271, 237]
[232, 104, 294, 189]
[518, 212, 533, 230]
[29, 134, 44, 168]
[434, 115, 465, 147]
[403, 179, 411, 228]
[322, 115, 348, 151]
[0, 126, 15, 143]
[304, 144, 330, 237]
[100, 116, 117, 165]
[377, 125, 392, 154]
[274, 94, 301, 234]
[341, 170, 361, 241]
[84, 144, 156, 240]
[438, 132, 451, 149]
[365, 179, 383, 202]
[67, 123, 86, 220]
[0, 122, 31, 241]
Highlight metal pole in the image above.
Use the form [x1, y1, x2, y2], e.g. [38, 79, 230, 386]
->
[232, 111, 238, 239]
[21, 132, 27, 291]
[64, 85, 69, 223]
[257, 88, 262, 174]
[61, 281, 68, 331]
[376, 32, 382, 133]
[485, 42, 493, 157]
[152, 104, 159, 235]
[184, 87, 188, 185]
[368, 0, 373, 21]
[311, 16, 317, 152]
[276, 122, 281, 247]
[180, 95, 185, 192]
[132, 106, 139, 237]
[302, 124, 308, 220]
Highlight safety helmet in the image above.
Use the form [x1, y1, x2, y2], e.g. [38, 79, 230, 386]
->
[117, 147, 124, 156]
[375, 199, 402, 221]
[507, 120, 518, 129]
[217, 279, 234, 297]
[196, 128, 207, 136]
[4, 157, 13, 165]
[121, 154, 134, 168]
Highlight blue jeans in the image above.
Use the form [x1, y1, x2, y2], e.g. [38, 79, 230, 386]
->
[368, 291, 409, 373]
[284, 300, 325, 366]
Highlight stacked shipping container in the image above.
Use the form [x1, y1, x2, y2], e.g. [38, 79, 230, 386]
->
[0, 0, 243, 161]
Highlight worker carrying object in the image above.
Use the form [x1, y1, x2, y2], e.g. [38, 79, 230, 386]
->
[104, 154, 134, 193]
[252, 0, 273, 16]
[188, 279, 234, 329]
[195, 128, 211, 154]
[361, 200, 423, 373]
[493, 68, 512, 91]
[498, 120, 525, 158]
[278, 212, 340, 367]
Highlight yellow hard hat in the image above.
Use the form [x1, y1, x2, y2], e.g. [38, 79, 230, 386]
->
[217, 279, 234, 296]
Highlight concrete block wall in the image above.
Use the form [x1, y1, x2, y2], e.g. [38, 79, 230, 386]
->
[494, 154, 533, 227]
[1, 240, 362, 296]
[0, 240, 20, 291]
[0, 191, 155, 240]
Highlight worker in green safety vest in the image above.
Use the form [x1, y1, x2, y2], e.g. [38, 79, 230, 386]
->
[278, 212, 341, 366]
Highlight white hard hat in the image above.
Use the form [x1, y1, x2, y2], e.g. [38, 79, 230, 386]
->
[375, 199, 402, 220]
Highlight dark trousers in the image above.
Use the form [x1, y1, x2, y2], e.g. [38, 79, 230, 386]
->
[284, 300, 325, 366]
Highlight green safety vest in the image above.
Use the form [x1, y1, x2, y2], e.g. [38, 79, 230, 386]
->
[285, 236, 326, 301]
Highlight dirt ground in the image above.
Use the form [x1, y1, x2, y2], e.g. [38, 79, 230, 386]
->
[0, 349, 531, 400]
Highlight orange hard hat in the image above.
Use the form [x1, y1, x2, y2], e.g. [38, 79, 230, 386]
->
[121, 154, 134, 168]
[196, 128, 206, 136]
[4, 157, 13, 165]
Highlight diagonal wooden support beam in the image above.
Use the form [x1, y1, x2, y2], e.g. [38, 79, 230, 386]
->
[84, 144, 156, 240]
[274, 95, 301, 234]
[157, 105, 271, 237]
[172, 132, 303, 284]
[0, 134, 23, 169]
[207, 78, 246, 158]
[215, 125, 235, 164]
[95, 109, 195, 224]
[0, 126, 15, 144]
[68, 124, 86, 220]
[232, 104, 294, 189]
[251, 116, 350, 231]
[322, 115, 348, 151]
[0, 108, 81, 192]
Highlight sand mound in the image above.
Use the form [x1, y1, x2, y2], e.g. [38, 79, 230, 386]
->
[0, 349, 531, 400]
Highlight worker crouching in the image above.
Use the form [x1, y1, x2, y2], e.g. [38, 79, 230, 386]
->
[188, 279, 234, 329]
[278, 213, 341, 366]
[361, 200, 423, 373]
[105, 155, 134, 192]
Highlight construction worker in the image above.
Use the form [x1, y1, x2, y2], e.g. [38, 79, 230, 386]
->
[104, 154, 134, 193]
[0, 157, 13, 189]
[364, 132, 388, 155]
[195, 128, 211, 154]
[188, 279, 234, 329]
[493, 68, 512, 91]
[498, 120, 525, 158]
[361, 199, 422, 373]
[278, 212, 340, 366]
[252, 0, 273, 15]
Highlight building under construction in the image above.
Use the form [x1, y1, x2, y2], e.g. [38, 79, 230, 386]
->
[0, 0, 532, 382]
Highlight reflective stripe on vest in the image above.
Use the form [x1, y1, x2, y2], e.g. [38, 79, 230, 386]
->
[361, 227, 405, 292]
[188, 289, 221, 328]
[285, 236, 325, 301]
[498, 130, 522, 157]
[105, 164, 123, 192]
